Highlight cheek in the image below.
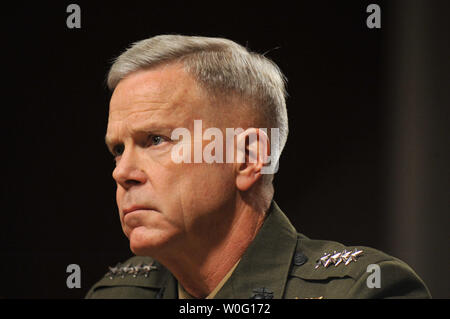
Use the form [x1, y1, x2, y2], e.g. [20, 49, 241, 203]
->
[147, 157, 236, 225]
[181, 163, 235, 208]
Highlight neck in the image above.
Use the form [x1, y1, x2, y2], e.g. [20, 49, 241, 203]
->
[158, 200, 266, 298]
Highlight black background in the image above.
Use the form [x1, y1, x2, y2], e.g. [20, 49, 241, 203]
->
[2, 1, 448, 298]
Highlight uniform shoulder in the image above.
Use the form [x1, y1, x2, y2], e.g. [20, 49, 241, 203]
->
[291, 235, 394, 281]
[288, 234, 431, 298]
[85, 255, 168, 299]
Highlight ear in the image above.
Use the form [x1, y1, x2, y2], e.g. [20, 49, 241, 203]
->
[235, 128, 270, 191]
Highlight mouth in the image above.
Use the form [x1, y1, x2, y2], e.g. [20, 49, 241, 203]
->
[122, 206, 157, 217]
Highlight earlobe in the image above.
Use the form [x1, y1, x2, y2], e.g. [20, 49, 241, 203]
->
[236, 173, 250, 191]
[236, 169, 260, 191]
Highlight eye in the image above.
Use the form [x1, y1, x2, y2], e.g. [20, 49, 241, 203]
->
[148, 135, 165, 146]
[112, 144, 124, 157]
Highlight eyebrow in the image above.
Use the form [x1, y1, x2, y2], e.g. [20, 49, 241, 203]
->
[104, 135, 117, 154]
[104, 123, 176, 153]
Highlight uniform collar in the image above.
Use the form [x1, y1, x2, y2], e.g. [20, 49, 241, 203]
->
[213, 201, 298, 299]
[178, 259, 241, 299]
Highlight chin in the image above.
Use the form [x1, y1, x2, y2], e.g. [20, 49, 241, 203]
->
[129, 242, 152, 256]
[128, 226, 170, 257]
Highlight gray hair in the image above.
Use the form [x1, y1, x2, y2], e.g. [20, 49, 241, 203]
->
[107, 34, 288, 168]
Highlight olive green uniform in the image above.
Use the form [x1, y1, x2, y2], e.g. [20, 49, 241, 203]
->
[86, 202, 431, 299]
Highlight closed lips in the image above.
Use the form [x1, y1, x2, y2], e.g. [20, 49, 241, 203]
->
[123, 206, 156, 216]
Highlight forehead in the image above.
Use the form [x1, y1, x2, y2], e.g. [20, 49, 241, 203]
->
[108, 63, 209, 121]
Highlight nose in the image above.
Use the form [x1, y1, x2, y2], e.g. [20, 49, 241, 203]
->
[112, 146, 147, 190]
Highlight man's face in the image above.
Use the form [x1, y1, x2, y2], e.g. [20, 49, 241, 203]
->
[105, 64, 237, 256]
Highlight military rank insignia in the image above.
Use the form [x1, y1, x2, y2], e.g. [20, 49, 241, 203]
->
[105, 262, 158, 279]
[314, 248, 363, 269]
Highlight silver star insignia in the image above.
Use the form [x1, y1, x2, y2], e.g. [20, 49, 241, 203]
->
[142, 262, 158, 277]
[315, 248, 364, 269]
[315, 253, 332, 269]
[345, 248, 364, 265]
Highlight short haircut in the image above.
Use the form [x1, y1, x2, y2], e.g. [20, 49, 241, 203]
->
[107, 34, 288, 166]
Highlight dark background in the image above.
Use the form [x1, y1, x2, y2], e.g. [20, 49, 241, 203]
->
[2, 1, 448, 298]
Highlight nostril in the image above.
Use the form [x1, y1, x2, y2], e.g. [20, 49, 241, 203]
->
[126, 179, 142, 186]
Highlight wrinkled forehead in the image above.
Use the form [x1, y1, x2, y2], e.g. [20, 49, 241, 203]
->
[107, 63, 257, 132]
